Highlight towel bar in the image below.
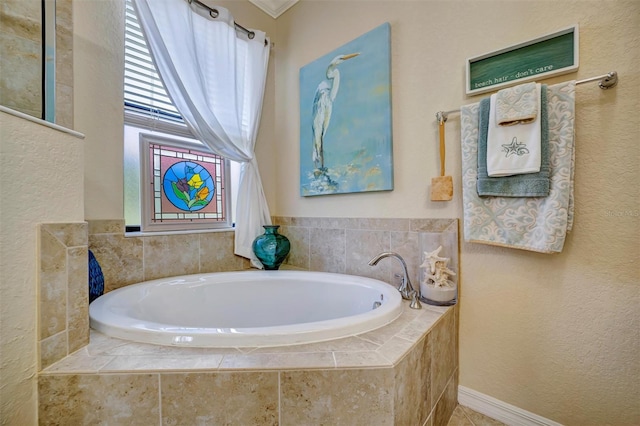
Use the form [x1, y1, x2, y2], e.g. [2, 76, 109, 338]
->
[436, 71, 618, 123]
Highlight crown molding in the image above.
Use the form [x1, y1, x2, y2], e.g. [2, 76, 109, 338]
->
[248, 0, 298, 18]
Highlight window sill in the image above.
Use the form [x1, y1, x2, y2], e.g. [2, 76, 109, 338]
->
[0, 105, 85, 139]
[125, 227, 235, 238]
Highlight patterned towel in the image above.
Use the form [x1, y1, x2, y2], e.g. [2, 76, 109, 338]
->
[461, 81, 575, 253]
[495, 82, 538, 126]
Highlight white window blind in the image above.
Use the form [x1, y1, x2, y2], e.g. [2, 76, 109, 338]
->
[124, 0, 183, 124]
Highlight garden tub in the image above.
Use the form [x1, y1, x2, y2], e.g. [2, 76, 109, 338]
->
[89, 270, 402, 347]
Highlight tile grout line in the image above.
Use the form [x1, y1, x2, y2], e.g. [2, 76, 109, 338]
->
[460, 405, 477, 426]
[307, 226, 311, 270]
[434, 365, 457, 420]
[277, 371, 282, 424]
[65, 245, 70, 358]
[142, 233, 146, 282]
[198, 233, 202, 273]
[157, 373, 162, 425]
[65, 241, 72, 361]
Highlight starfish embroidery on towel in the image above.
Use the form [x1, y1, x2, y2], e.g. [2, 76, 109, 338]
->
[501, 137, 529, 157]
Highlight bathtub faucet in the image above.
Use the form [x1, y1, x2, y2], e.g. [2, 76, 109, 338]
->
[368, 252, 421, 309]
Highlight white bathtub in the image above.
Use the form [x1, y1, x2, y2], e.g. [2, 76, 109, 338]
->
[89, 270, 402, 347]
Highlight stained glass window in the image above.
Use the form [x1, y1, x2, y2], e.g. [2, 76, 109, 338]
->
[138, 134, 232, 232]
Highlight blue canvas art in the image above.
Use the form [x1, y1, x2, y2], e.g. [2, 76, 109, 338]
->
[300, 23, 393, 196]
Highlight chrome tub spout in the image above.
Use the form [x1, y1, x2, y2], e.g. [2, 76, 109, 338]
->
[368, 252, 421, 309]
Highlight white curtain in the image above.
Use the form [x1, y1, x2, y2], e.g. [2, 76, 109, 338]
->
[132, 0, 271, 268]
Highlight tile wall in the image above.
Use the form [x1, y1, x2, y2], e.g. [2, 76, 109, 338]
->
[87, 217, 458, 294]
[87, 220, 249, 293]
[54, 0, 74, 128]
[0, 0, 73, 128]
[38, 222, 88, 370]
[274, 216, 459, 290]
[0, 1, 42, 117]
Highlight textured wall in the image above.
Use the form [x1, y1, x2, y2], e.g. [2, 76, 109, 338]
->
[0, 112, 84, 425]
[274, 1, 639, 425]
[74, 0, 125, 220]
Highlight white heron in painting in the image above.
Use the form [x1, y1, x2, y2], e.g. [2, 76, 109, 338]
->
[312, 52, 359, 170]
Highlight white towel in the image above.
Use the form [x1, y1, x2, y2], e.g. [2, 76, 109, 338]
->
[486, 83, 542, 177]
[460, 81, 576, 254]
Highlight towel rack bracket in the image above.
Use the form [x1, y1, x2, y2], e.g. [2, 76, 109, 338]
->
[598, 71, 618, 90]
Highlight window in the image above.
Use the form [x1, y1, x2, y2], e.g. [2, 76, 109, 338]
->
[123, 0, 237, 232]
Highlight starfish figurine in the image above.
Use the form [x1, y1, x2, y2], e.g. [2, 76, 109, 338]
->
[434, 259, 456, 279]
[425, 259, 457, 288]
[419, 245, 448, 274]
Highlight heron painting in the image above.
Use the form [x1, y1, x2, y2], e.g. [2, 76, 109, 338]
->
[300, 23, 393, 196]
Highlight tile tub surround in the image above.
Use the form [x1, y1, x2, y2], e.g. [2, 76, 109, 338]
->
[87, 217, 458, 294]
[38, 222, 89, 370]
[273, 217, 458, 290]
[39, 303, 458, 425]
[87, 220, 250, 293]
[42, 217, 461, 422]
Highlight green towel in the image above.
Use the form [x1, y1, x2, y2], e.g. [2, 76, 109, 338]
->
[477, 85, 550, 197]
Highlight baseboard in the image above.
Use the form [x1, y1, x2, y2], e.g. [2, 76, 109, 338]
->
[457, 386, 564, 426]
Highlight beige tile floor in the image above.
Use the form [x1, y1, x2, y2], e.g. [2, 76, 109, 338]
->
[448, 405, 507, 426]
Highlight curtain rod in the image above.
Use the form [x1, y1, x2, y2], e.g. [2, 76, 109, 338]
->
[436, 71, 618, 123]
[187, 0, 268, 46]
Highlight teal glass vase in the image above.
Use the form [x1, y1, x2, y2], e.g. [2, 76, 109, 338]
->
[252, 225, 291, 270]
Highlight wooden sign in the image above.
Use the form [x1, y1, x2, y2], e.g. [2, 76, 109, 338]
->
[466, 25, 579, 95]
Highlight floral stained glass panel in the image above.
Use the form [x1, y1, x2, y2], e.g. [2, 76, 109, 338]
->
[149, 142, 226, 225]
